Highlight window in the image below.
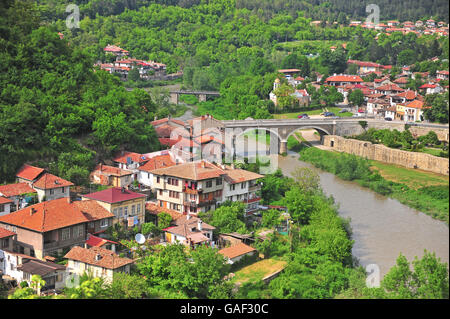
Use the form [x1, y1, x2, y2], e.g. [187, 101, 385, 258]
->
[137, 203, 141, 213]
[49, 189, 54, 195]
[61, 228, 70, 241]
[118, 207, 123, 218]
[74, 225, 84, 238]
[205, 180, 212, 188]
[61, 187, 65, 193]
[157, 176, 160, 183]
[100, 219, 109, 228]
[229, 184, 235, 191]
[159, 190, 163, 196]
[131, 205, 135, 215]
[124, 206, 128, 216]
[113, 208, 118, 217]
[241, 182, 246, 189]
[1, 238, 8, 248]
[216, 178, 222, 186]
[0, 204, 4, 212]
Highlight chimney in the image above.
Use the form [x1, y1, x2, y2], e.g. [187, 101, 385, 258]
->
[198, 219, 203, 231]
[95, 254, 102, 261]
[186, 214, 191, 220]
[201, 161, 205, 168]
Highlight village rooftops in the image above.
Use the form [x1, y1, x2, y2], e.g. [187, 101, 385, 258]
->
[406, 100, 424, 109]
[149, 160, 225, 181]
[82, 187, 146, 204]
[113, 151, 149, 164]
[218, 242, 256, 260]
[0, 198, 113, 233]
[64, 246, 134, 270]
[164, 215, 215, 243]
[151, 117, 186, 127]
[137, 155, 176, 173]
[32, 173, 74, 190]
[16, 164, 45, 182]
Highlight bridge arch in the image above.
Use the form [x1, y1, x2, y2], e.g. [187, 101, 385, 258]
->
[285, 126, 332, 143]
[233, 127, 283, 154]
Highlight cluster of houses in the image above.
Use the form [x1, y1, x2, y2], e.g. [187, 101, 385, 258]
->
[0, 114, 267, 294]
[348, 19, 449, 37]
[269, 59, 449, 122]
[96, 44, 168, 80]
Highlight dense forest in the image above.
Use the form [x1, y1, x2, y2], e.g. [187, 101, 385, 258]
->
[0, 0, 161, 183]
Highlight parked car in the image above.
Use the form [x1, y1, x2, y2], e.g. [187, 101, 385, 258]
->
[339, 108, 350, 113]
[298, 114, 310, 119]
[323, 112, 335, 117]
[384, 117, 393, 121]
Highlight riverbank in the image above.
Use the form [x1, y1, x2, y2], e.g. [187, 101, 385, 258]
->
[297, 146, 449, 224]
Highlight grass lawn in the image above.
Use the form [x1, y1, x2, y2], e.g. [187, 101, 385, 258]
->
[369, 161, 449, 190]
[422, 147, 445, 157]
[232, 258, 287, 285]
[273, 107, 352, 119]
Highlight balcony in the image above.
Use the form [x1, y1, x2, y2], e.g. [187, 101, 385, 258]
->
[183, 187, 201, 195]
[183, 201, 198, 208]
[198, 199, 216, 207]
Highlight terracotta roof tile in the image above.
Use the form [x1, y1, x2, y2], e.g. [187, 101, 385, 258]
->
[218, 243, 256, 259]
[0, 226, 15, 239]
[0, 183, 36, 197]
[113, 151, 149, 164]
[0, 196, 13, 205]
[82, 187, 146, 204]
[150, 160, 224, 181]
[0, 198, 113, 232]
[32, 173, 74, 190]
[145, 202, 183, 220]
[64, 246, 133, 269]
[138, 155, 176, 173]
[16, 165, 45, 181]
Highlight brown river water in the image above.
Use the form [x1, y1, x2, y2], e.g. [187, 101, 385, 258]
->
[276, 151, 449, 278]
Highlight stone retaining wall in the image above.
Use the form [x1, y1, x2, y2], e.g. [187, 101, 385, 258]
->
[323, 135, 449, 175]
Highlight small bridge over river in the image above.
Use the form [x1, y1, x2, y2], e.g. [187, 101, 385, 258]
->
[169, 90, 220, 104]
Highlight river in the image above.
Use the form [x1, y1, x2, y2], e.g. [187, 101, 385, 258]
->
[277, 150, 449, 278]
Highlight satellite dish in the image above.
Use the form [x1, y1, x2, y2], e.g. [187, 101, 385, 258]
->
[135, 233, 146, 244]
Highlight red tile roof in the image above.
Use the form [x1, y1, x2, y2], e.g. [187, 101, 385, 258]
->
[85, 234, 119, 247]
[104, 45, 128, 53]
[64, 246, 133, 269]
[0, 226, 15, 239]
[325, 75, 363, 83]
[92, 164, 132, 177]
[113, 151, 149, 164]
[0, 196, 13, 205]
[145, 202, 183, 220]
[0, 198, 113, 232]
[138, 155, 176, 173]
[419, 83, 437, 89]
[82, 187, 146, 204]
[151, 118, 186, 127]
[406, 100, 424, 109]
[16, 164, 45, 181]
[150, 160, 225, 181]
[32, 173, 74, 190]
[0, 183, 36, 197]
[218, 242, 256, 259]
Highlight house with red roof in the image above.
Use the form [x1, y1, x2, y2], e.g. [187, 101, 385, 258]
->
[162, 214, 215, 248]
[32, 173, 74, 203]
[65, 246, 134, 284]
[103, 44, 129, 57]
[0, 182, 36, 213]
[90, 164, 133, 188]
[404, 100, 425, 122]
[138, 154, 176, 188]
[16, 164, 45, 185]
[0, 198, 114, 259]
[325, 75, 363, 86]
[436, 70, 449, 81]
[85, 234, 119, 253]
[419, 83, 443, 95]
[218, 242, 257, 264]
[81, 187, 146, 227]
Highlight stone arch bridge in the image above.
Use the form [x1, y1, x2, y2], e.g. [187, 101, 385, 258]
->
[221, 118, 449, 154]
[169, 90, 220, 104]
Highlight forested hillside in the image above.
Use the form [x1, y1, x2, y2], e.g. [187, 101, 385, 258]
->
[0, 0, 160, 183]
